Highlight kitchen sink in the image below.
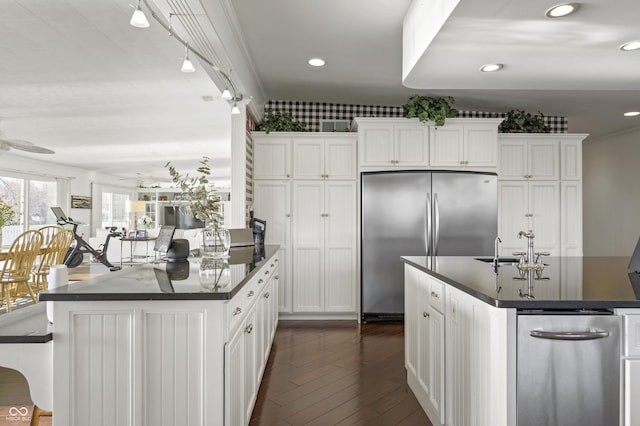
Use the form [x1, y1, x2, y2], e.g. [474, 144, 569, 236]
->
[475, 257, 520, 265]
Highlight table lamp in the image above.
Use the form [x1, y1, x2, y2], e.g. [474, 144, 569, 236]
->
[127, 200, 147, 231]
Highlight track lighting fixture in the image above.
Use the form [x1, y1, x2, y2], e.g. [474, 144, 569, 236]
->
[181, 44, 195, 73]
[130, 0, 150, 28]
[231, 102, 241, 115]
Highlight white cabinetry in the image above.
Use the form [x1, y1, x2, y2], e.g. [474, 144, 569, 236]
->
[498, 180, 560, 255]
[621, 313, 640, 425]
[293, 136, 356, 180]
[253, 137, 292, 179]
[497, 134, 587, 256]
[253, 132, 357, 317]
[405, 265, 445, 424]
[253, 181, 292, 313]
[293, 181, 356, 312]
[355, 118, 429, 167]
[429, 120, 500, 168]
[404, 263, 512, 426]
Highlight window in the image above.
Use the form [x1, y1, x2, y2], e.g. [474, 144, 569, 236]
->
[101, 191, 131, 230]
[0, 175, 58, 246]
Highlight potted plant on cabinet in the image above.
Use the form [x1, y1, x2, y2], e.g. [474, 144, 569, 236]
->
[165, 157, 229, 258]
[402, 95, 458, 126]
[256, 109, 308, 133]
[498, 109, 551, 133]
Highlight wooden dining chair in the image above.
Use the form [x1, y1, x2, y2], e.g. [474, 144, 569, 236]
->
[37, 225, 62, 248]
[32, 229, 74, 292]
[0, 230, 43, 312]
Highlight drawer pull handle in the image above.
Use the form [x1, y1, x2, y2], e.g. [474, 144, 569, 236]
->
[275, 275, 280, 280]
[271, 263, 275, 267]
[264, 292, 270, 299]
[275, 259, 278, 262]
[258, 279, 264, 284]
[431, 291, 440, 298]
[248, 290, 255, 297]
[423, 311, 430, 318]
[265, 270, 270, 275]
[245, 324, 253, 334]
[232, 307, 242, 316]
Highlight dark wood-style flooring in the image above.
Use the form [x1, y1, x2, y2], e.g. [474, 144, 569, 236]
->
[250, 320, 431, 426]
[0, 321, 429, 426]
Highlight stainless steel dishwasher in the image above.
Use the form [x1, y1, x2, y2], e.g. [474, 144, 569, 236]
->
[517, 312, 621, 426]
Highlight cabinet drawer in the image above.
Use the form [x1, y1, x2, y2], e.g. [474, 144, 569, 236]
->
[625, 314, 640, 356]
[429, 280, 445, 313]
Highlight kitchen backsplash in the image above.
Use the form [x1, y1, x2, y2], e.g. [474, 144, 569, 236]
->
[264, 100, 568, 133]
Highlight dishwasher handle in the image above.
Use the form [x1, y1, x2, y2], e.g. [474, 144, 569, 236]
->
[529, 329, 610, 341]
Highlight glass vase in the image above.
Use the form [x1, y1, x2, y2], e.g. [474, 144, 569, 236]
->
[199, 258, 230, 290]
[200, 224, 231, 258]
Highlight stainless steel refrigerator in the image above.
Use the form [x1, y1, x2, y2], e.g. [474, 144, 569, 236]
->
[361, 171, 498, 321]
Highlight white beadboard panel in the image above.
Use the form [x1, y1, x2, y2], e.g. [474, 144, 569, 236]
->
[325, 137, 356, 179]
[625, 359, 640, 425]
[395, 126, 428, 164]
[360, 127, 394, 164]
[560, 140, 582, 180]
[430, 126, 462, 166]
[561, 181, 583, 256]
[625, 315, 640, 357]
[498, 141, 527, 179]
[253, 138, 291, 179]
[325, 181, 356, 246]
[325, 247, 356, 312]
[293, 181, 323, 246]
[529, 181, 560, 254]
[293, 140, 323, 179]
[528, 141, 559, 180]
[293, 247, 324, 312]
[143, 311, 204, 426]
[70, 312, 133, 426]
[464, 126, 497, 166]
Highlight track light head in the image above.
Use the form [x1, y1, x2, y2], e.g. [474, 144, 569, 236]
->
[181, 45, 195, 73]
[130, 1, 149, 28]
[221, 88, 233, 100]
[231, 103, 241, 115]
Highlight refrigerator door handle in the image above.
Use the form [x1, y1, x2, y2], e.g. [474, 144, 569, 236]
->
[529, 329, 610, 340]
[425, 193, 431, 255]
[434, 193, 440, 256]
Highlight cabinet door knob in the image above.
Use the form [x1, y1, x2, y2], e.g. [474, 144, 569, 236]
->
[431, 291, 440, 298]
[423, 311, 430, 318]
[265, 270, 270, 275]
[274, 275, 280, 280]
[525, 213, 533, 217]
[286, 174, 291, 178]
[258, 279, 264, 284]
[232, 307, 242, 316]
[286, 214, 291, 218]
[247, 290, 255, 297]
[264, 292, 270, 299]
[245, 323, 253, 334]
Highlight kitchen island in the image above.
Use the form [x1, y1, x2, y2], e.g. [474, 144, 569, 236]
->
[402, 255, 640, 426]
[23, 245, 280, 426]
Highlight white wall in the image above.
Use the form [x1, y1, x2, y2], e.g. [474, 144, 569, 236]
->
[583, 127, 640, 256]
[1, 153, 137, 237]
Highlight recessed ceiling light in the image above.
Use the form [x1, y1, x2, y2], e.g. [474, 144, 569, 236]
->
[545, 3, 580, 18]
[480, 63, 504, 72]
[624, 111, 640, 117]
[620, 40, 640, 51]
[308, 58, 326, 67]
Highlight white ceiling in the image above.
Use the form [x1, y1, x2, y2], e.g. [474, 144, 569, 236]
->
[1, 0, 639, 185]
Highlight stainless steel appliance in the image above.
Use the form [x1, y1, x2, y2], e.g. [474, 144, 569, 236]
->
[517, 313, 621, 426]
[361, 171, 497, 321]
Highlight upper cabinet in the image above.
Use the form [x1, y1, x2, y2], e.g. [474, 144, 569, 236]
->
[253, 132, 357, 181]
[498, 134, 587, 181]
[253, 136, 292, 180]
[355, 118, 429, 167]
[293, 135, 356, 180]
[354, 117, 502, 170]
[429, 120, 501, 168]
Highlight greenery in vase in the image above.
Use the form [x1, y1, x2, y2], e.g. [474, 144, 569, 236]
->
[256, 109, 308, 133]
[402, 95, 458, 126]
[499, 109, 551, 133]
[0, 199, 16, 228]
[165, 157, 223, 227]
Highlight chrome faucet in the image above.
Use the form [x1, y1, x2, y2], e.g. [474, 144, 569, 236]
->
[493, 236, 502, 267]
[517, 230, 535, 264]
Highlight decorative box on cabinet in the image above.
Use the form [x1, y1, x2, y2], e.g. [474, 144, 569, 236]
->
[354, 118, 429, 167]
[429, 119, 502, 168]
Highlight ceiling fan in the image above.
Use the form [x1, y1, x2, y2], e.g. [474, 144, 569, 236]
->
[0, 129, 55, 154]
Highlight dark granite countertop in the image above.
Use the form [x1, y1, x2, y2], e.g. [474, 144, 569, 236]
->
[402, 255, 640, 309]
[0, 303, 52, 343]
[39, 245, 279, 301]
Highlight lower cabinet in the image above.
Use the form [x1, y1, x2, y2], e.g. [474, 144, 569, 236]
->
[405, 264, 513, 426]
[225, 269, 278, 426]
[405, 265, 445, 424]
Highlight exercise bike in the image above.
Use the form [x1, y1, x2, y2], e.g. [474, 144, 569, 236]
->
[50, 207, 122, 271]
